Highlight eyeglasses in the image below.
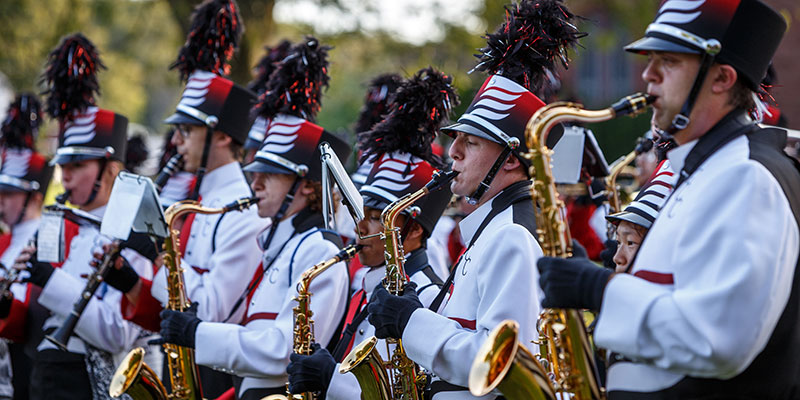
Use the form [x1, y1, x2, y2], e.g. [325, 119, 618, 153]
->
[176, 124, 200, 138]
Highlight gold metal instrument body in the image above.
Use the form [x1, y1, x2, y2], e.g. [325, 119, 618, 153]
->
[110, 196, 259, 400]
[340, 171, 457, 400]
[266, 244, 363, 400]
[469, 93, 653, 400]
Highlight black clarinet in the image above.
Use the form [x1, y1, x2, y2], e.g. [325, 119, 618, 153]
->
[154, 154, 184, 193]
[45, 241, 121, 351]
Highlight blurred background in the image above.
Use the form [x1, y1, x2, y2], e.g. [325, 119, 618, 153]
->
[0, 0, 796, 174]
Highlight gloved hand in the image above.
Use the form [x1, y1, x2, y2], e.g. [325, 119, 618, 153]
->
[367, 281, 422, 339]
[13, 245, 54, 288]
[538, 256, 613, 311]
[120, 232, 160, 263]
[287, 343, 336, 394]
[0, 292, 12, 319]
[570, 239, 588, 259]
[150, 303, 200, 348]
[599, 239, 618, 270]
[92, 250, 140, 293]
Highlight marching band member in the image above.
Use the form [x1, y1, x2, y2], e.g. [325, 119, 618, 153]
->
[538, 1, 800, 398]
[0, 93, 53, 400]
[157, 37, 352, 399]
[286, 67, 456, 399]
[97, 0, 266, 395]
[606, 159, 674, 273]
[365, 1, 583, 398]
[13, 33, 155, 400]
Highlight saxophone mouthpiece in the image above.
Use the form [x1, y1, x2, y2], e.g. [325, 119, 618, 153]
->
[611, 92, 654, 117]
[425, 170, 459, 192]
[223, 197, 260, 212]
[56, 190, 71, 205]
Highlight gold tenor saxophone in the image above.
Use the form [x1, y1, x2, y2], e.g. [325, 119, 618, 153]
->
[109, 196, 259, 400]
[604, 138, 654, 240]
[339, 170, 457, 400]
[266, 244, 363, 400]
[469, 93, 654, 400]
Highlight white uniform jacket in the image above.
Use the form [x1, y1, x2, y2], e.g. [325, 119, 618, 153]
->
[151, 162, 268, 322]
[328, 248, 443, 400]
[595, 116, 800, 396]
[195, 208, 349, 396]
[402, 181, 543, 399]
[37, 206, 155, 356]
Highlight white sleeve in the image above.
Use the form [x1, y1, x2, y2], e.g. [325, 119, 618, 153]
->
[195, 241, 349, 378]
[595, 164, 800, 378]
[402, 224, 542, 387]
[153, 208, 265, 322]
[38, 250, 153, 353]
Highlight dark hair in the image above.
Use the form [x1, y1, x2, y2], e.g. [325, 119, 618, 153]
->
[728, 78, 755, 110]
[306, 179, 330, 213]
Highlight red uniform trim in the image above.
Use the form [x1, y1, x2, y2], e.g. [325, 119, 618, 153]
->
[633, 270, 675, 285]
[240, 312, 278, 326]
[213, 387, 235, 400]
[449, 317, 476, 330]
[120, 278, 163, 332]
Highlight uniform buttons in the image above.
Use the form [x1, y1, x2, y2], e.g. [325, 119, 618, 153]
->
[359, 329, 364, 335]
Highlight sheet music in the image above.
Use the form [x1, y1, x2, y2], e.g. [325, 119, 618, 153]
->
[37, 211, 64, 263]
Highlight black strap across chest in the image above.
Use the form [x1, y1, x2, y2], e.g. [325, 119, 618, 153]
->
[428, 180, 533, 313]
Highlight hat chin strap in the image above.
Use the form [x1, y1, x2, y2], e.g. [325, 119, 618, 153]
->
[658, 40, 722, 142]
[191, 125, 215, 201]
[260, 177, 302, 250]
[466, 144, 515, 205]
[70, 157, 108, 208]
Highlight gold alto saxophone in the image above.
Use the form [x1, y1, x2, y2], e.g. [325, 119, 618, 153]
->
[266, 244, 363, 400]
[604, 137, 653, 240]
[110, 196, 259, 400]
[340, 170, 458, 400]
[469, 93, 654, 400]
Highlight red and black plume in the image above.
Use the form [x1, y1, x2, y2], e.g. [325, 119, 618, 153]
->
[472, 0, 585, 92]
[247, 39, 292, 94]
[40, 33, 104, 122]
[252, 36, 331, 122]
[354, 73, 404, 135]
[359, 67, 458, 169]
[171, 0, 243, 82]
[1, 93, 43, 150]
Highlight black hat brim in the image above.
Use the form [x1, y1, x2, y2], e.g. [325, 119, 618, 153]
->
[0, 183, 29, 193]
[605, 210, 652, 230]
[441, 121, 502, 145]
[50, 153, 104, 166]
[163, 111, 204, 126]
[624, 36, 701, 55]
[242, 159, 295, 175]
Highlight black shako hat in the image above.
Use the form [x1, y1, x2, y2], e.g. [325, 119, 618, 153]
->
[243, 114, 350, 182]
[164, 71, 256, 145]
[625, 0, 786, 90]
[40, 33, 128, 166]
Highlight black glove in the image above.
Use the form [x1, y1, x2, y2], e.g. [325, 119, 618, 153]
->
[287, 343, 336, 394]
[120, 232, 159, 263]
[599, 239, 618, 270]
[570, 239, 588, 259]
[151, 303, 200, 348]
[26, 260, 55, 288]
[538, 256, 613, 311]
[367, 281, 422, 339]
[103, 256, 140, 293]
[0, 292, 12, 319]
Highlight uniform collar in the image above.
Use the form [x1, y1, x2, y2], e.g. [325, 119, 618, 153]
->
[12, 218, 39, 237]
[458, 180, 532, 246]
[198, 161, 246, 198]
[403, 248, 429, 278]
[666, 139, 697, 175]
[256, 207, 324, 251]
